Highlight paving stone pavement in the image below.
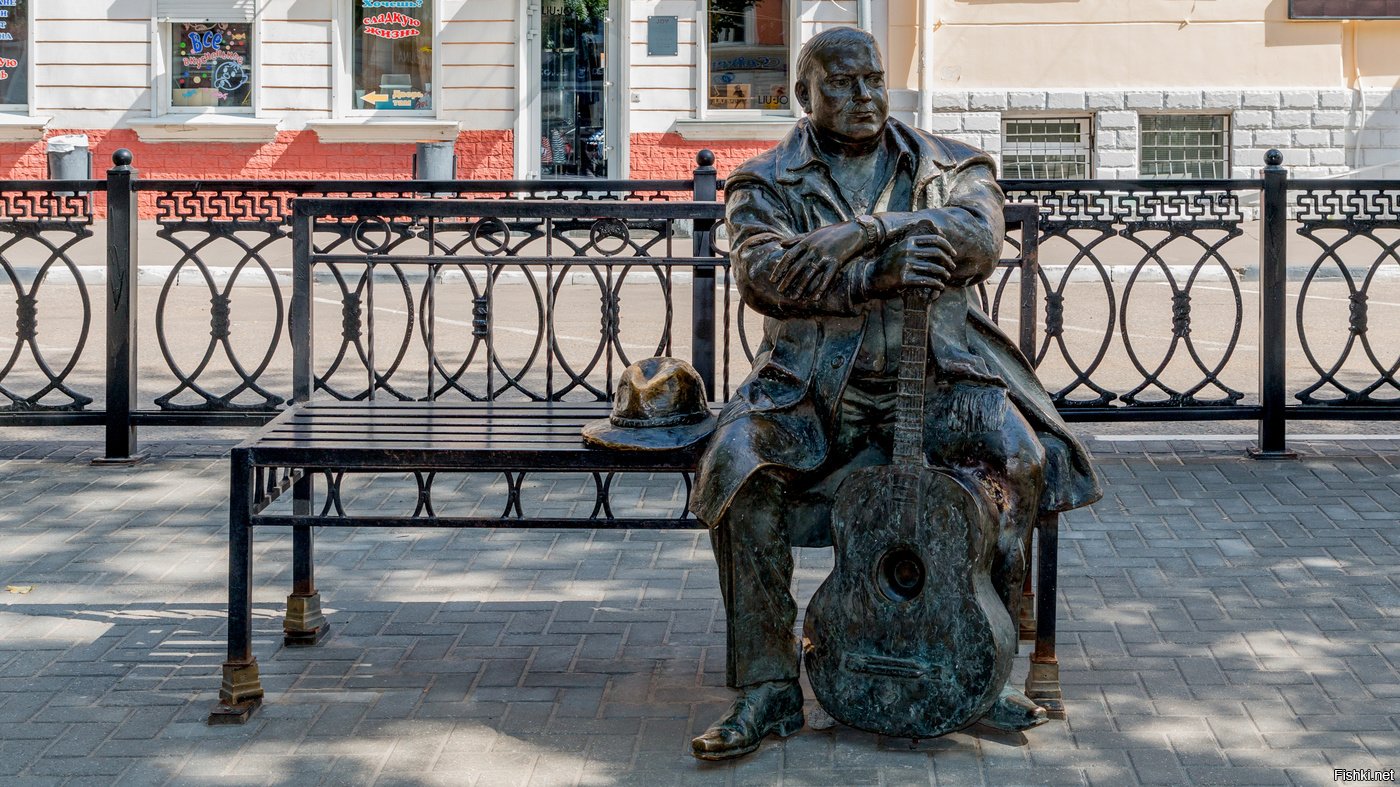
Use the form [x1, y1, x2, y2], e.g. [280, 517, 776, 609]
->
[1, 436, 1398, 786]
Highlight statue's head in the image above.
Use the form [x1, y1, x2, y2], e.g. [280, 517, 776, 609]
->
[794, 27, 888, 144]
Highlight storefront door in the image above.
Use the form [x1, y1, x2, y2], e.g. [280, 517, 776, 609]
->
[532, 0, 618, 178]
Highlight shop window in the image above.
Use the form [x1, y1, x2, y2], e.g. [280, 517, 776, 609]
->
[1001, 118, 1092, 179]
[1140, 115, 1230, 179]
[707, 0, 790, 112]
[170, 22, 253, 112]
[0, 0, 29, 110]
[352, 1, 433, 112]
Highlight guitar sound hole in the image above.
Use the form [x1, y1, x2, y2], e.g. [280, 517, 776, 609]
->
[877, 547, 926, 602]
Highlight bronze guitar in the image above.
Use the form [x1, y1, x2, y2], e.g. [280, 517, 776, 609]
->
[803, 290, 1017, 739]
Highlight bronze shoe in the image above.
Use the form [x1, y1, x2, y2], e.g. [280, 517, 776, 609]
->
[691, 679, 804, 760]
[977, 683, 1049, 732]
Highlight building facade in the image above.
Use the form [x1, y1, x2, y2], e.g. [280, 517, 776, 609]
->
[0, 0, 1398, 181]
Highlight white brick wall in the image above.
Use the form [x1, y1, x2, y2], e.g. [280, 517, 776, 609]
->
[915, 88, 1400, 180]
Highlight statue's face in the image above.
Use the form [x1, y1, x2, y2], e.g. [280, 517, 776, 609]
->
[797, 39, 888, 143]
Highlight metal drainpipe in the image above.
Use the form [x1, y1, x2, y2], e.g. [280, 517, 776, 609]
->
[857, 0, 871, 31]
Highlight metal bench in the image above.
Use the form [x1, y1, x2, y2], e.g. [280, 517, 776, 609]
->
[209, 198, 1067, 726]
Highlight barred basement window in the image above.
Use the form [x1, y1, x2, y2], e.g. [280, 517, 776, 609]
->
[1001, 118, 1092, 179]
[1140, 115, 1230, 179]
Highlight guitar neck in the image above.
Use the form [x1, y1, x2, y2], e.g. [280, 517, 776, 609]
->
[892, 291, 931, 468]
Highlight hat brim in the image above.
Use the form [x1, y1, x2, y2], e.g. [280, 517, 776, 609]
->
[582, 413, 717, 452]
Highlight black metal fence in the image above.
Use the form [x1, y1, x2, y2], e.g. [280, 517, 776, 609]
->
[3, 148, 1398, 461]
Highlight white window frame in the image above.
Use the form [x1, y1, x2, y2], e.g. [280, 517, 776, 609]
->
[1000, 116, 1094, 180]
[332, 0, 442, 119]
[0, 0, 33, 114]
[1138, 113, 1231, 180]
[152, 16, 259, 117]
[695, 0, 800, 121]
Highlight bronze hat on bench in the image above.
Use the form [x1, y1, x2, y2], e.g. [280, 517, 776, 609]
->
[583, 356, 716, 451]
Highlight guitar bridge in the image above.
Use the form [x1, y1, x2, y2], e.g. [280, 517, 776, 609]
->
[842, 652, 940, 681]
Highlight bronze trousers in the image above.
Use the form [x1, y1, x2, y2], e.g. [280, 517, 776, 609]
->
[707, 377, 1048, 688]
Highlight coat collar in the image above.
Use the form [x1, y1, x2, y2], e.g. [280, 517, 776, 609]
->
[775, 116, 952, 184]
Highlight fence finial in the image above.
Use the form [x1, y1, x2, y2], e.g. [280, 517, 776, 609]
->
[1264, 149, 1284, 168]
[112, 149, 133, 168]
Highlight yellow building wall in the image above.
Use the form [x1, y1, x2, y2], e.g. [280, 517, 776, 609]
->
[882, 0, 1400, 91]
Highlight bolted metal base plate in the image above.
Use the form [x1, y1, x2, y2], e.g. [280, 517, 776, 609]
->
[1036, 698, 1066, 720]
[210, 661, 264, 725]
[207, 698, 262, 725]
[91, 453, 148, 467]
[283, 592, 330, 648]
[1247, 446, 1298, 461]
[284, 621, 331, 648]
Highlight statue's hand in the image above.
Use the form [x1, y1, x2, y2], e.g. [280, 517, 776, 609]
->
[769, 221, 867, 299]
[860, 234, 956, 300]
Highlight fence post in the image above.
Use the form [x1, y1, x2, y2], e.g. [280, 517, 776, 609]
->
[1016, 206, 1040, 364]
[691, 149, 718, 399]
[95, 149, 144, 465]
[1250, 149, 1296, 460]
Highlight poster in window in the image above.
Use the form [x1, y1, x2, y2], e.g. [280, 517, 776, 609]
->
[172, 22, 252, 109]
[0, 0, 28, 107]
[708, 0, 788, 111]
[354, 0, 433, 110]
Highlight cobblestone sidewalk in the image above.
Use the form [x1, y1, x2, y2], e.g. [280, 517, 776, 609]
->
[0, 438, 1397, 786]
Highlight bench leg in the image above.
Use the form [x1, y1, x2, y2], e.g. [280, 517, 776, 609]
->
[1025, 512, 1065, 720]
[210, 452, 263, 725]
[1019, 529, 1036, 642]
[284, 472, 329, 647]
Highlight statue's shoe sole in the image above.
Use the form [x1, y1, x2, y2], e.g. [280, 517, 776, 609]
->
[691, 711, 805, 761]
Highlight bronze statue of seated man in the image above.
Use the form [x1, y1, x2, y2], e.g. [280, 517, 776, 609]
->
[689, 26, 1101, 761]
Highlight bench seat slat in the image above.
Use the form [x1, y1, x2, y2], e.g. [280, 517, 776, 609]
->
[243, 401, 718, 472]
[264, 422, 599, 434]
[243, 451, 698, 472]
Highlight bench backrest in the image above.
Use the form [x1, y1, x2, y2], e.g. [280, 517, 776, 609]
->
[288, 198, 1038, 405]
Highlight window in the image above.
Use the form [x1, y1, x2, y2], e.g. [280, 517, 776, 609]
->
[707, 0, 790, 112]
[170, 22, 253, 112]
[0, 0, 29, 110]
[352, 1, 433, 112]
[1290, 0, 1400, 18]
[1001, 118, 1092, 179]
[1140, 115, 1229, 179]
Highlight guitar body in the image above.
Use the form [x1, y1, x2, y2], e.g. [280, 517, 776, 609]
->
[803, 464, 1016, 738]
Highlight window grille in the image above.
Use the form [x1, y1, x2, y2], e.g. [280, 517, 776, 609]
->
[1001, 118, 1092, 179]
[1140, 115, 1230, 179]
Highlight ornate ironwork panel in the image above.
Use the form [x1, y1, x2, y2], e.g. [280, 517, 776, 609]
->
[293, 198, 725, 403]
[1292, 182, 1400, 406]
[0, 183, 100, 415]
[1001, 180, 1255, 411]
[135, 178, 698, 416]
[248, 467, 698, 526]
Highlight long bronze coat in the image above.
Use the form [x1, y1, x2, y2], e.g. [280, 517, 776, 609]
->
[691, 117, 1101, 531]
